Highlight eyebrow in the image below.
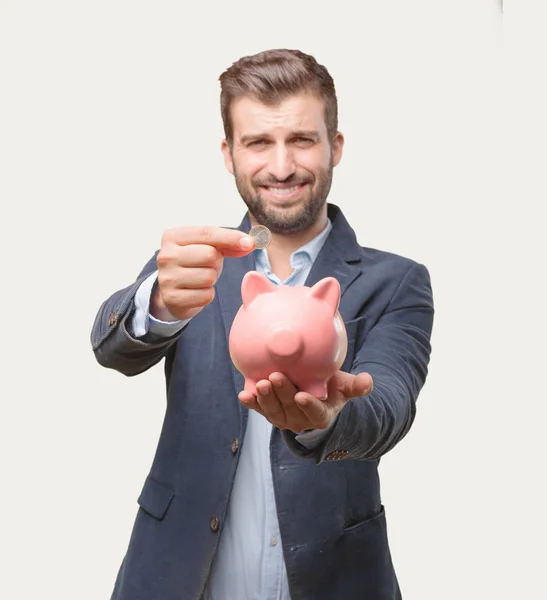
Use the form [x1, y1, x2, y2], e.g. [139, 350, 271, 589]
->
[240, 130, 321, 144]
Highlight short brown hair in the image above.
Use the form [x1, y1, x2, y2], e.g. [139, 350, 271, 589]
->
[219, 48, 338, 145]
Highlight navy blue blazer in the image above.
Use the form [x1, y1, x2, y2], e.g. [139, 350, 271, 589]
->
[91, 203, 434, 600]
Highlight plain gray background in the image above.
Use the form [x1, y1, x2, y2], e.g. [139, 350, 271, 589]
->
[1, 1, 545, 598]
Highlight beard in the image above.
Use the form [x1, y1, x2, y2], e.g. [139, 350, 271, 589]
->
[233, 157, 334, 235]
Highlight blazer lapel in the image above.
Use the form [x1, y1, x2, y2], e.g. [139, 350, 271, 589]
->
[304, 204, 363, 321]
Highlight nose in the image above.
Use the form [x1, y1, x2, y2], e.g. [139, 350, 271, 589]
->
[266, 327, 304, 360]
[268, 144, 296, 181]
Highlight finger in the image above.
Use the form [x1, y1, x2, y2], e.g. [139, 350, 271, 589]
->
[268, 373, 299, 407]
[157, 246, 224, 281]
[238, 391, 265, 416]
[238, 390, 255, 403]
[159, 287, 215, 312]
[164, 226, 255, 256]
[166, 244, 225, 268]
[255, 380, 286, 425]
[159, 266, 219, 290]
[294, 395, 333, 429]
[332, 371, 373, 399]
[267, 372, 306, 423]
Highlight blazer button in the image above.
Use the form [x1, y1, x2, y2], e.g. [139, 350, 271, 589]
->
[231, 438, 239, 455]
[325, 449, 348, 461]
[108, 311, 119, 326]
[210, 516, 220, 532]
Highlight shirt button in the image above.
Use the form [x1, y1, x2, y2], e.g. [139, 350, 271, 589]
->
[210, 516, 220, 532]
[271, 536, 278, 546]
[231, 438, 239, 455]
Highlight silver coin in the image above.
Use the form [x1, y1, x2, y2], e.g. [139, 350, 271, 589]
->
[248, 225, 272, 249]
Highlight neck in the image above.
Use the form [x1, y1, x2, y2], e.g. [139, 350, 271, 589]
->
[249, 206, 328, 279]
[252, 207, 327, 250]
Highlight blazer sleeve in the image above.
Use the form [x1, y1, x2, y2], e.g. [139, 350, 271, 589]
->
[282, 262, 435, 463]
[90, 251, 183, 376]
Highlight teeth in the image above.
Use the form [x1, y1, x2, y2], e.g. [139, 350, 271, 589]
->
[267, 185, 301, 195]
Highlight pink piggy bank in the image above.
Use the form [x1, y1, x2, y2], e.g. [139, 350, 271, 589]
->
[228, 271, 348, 400]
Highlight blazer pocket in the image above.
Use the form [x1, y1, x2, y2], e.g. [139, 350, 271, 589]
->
[137, 475, 175, 520]
[343, 504, 385, 533]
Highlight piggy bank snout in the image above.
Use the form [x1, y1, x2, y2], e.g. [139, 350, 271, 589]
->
[265, 327, 303, 359]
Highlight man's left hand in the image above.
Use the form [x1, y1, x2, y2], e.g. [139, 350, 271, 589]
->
[238, 371, 373, 433]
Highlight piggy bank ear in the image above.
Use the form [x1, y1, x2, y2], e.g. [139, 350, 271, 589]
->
[309, 277, 341, 316]
[241, 271, 276, 306]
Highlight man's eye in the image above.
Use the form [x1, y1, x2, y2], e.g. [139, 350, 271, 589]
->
[249, 140, 267, 147]
[294, 137, 314, 145]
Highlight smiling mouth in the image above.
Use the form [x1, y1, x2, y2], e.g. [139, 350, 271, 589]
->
[260, 183, 308, 201]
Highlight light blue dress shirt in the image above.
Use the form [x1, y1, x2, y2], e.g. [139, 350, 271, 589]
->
[130, 218, 335, 600]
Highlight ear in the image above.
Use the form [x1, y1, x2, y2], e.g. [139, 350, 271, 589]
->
[241, 271, 276, 306]
[331, 131, 344, 167]
[309, 277, 340, 316]
[221, 139, 235, 175]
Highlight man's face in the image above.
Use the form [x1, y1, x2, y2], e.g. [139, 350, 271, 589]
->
[221, 93, 344, 234]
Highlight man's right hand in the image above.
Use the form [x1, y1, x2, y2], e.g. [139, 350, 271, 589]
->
[151, 226, 255, 321]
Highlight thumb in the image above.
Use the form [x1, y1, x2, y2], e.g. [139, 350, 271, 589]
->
[333, 371, 373, 399]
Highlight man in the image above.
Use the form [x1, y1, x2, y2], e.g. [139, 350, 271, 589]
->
[91, 48, 434, 600]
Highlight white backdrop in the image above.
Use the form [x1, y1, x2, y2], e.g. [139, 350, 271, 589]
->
[1, 1, 545, 599]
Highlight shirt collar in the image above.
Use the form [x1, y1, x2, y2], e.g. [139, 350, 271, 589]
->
[255, 218, 332, 272]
